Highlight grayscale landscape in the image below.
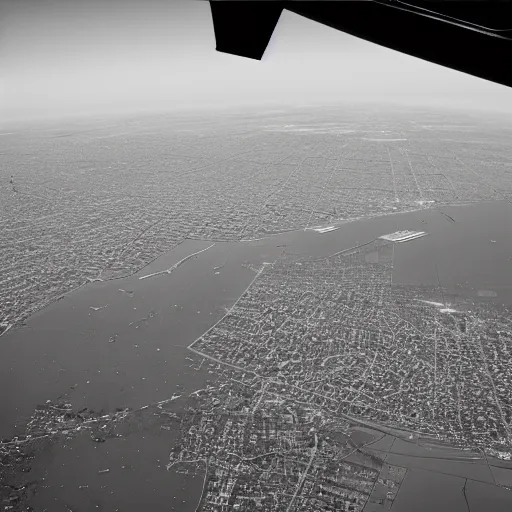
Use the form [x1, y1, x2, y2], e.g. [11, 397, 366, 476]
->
[2, 103, 512, 511]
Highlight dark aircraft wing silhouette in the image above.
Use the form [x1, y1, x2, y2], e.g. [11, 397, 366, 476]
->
[209, 1, 512, 89]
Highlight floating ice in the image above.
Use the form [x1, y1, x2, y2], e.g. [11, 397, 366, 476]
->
[309, 226, 339, 234]
[379, 230, 428, 243]
[90, 305, 108, 311]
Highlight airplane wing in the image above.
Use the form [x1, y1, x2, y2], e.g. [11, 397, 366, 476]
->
[209, 1, 512, 89]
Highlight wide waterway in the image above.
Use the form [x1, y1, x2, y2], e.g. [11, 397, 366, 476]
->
[1, 199, 511, 511]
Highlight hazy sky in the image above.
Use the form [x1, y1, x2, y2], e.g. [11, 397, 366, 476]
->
[2, 0, 512, 121]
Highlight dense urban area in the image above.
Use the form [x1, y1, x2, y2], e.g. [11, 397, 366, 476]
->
[1, 107, 510, 334]
[2, 105, 512, 511]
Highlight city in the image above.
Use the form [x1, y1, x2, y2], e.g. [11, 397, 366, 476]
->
[1, 106, 512, 511]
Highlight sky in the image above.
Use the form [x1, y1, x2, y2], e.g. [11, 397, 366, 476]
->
[1, 0, 512, 121]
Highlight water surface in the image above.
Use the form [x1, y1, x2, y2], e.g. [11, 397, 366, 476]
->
[2, 200, 512, 511]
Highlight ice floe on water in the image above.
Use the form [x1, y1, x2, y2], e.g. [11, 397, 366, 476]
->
[379, 230, 428, 243]
[89, 304, 108, 311]
[309, 225, 340, 234]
